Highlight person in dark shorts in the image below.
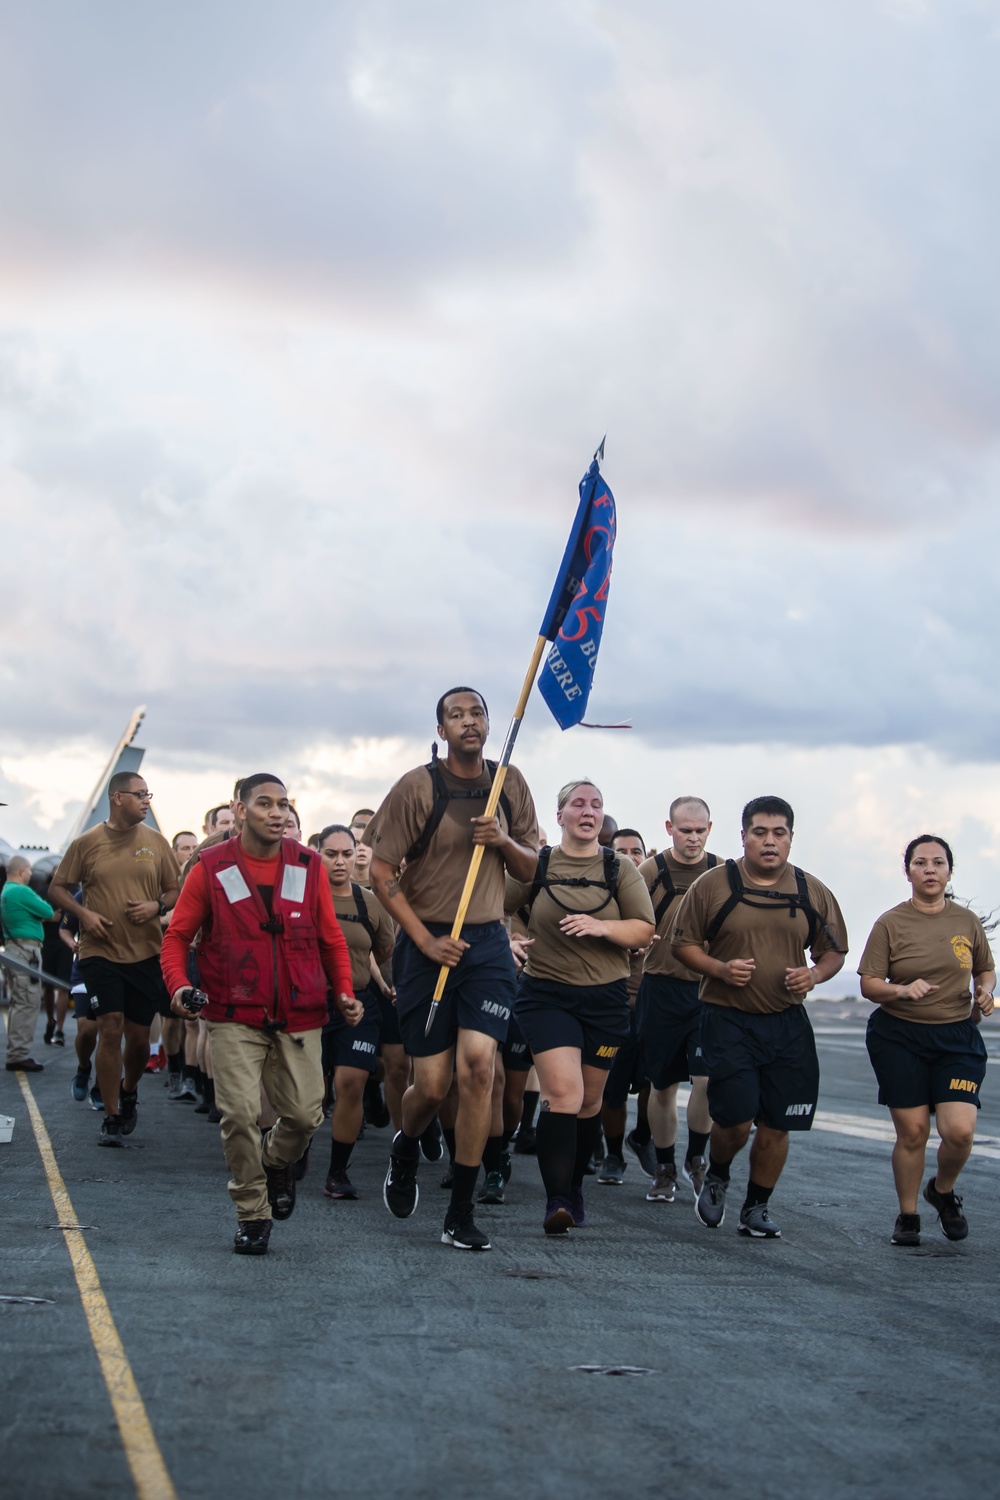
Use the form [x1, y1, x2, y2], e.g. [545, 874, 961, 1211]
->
[859, 835, 994, 1246]
[597, 829, 655, 1185]
[505, 781, 654, 1235]
[317, 824, 395, 1200]
[366, 687, 539, 1252]
[49, 772, 180, 1146]
[672, 796, 847, 1239]
[637, 797, 722, 1203]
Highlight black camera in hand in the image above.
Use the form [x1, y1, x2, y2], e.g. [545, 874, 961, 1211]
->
[181, 987, 208, 1014]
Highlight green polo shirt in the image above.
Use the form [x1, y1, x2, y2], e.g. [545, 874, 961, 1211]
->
[1, 881, 54, 942]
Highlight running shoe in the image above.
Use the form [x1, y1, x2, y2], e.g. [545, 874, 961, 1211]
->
[695, 1173, 729, 1228]
[568, 1188, 588, 1227]
[682, 1154, 708, 1196]
[53, 1030, 65, 1047]
[264, 1160, 297, 1221]
[420, 1117, 444, 1163]
[737, 1202, 781, 1238]
[164, 1072, 183, 1098]
[98, 1115, 123, 1148]
[512, 1125, 537, 1155]
[477, 1170, 505, 1205]
[646, 1164, 678, 1202]
[384, 1142, 420, 1217]
[323, 1169, 358, 1200]
[543, 1196, 576, 1235]
[626, 1129, 657, 1179]
[441, 1209, 491, 1251]
[88, 1085, 103, 1111]
[597, 1153, 626, 1185]
[923, 1178, 969, 1241]
[234, 1218, 272, 1256]
[207, 1103, 223, 1123]
[891, 1213, 921, 1246]
[43, 1020, 55, 1045]
[175, 1074, 199, 1102]
[118, 1088, 139, 1137]
[71, 1067, 91, 1103]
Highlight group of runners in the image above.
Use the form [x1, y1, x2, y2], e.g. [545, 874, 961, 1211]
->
[1, 685, 993, 1255]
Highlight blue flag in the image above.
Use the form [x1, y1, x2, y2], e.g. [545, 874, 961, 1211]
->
[537, 452, 617, 730]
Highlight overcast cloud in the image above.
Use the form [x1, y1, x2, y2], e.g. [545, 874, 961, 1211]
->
[3, 1, 1000, 892]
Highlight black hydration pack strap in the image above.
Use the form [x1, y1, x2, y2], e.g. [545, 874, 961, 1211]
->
[704, 859, 833, 949]
[405, 760, 512, 865]
[340, 881, 377, 949]
[650, 851, 718, 928]
[521, 844, 620, 920]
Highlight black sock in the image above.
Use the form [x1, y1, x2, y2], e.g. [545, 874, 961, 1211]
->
[708, 1155, 731, 1183]
[743, 1180, 773, 1210]
[572, 1116, 603, 1189]
[182, 1063, 198, 1082]
[686, 1129, 710, 1163]
[449, 1162, 480, 1214]
[520, 1090, 539, 1130]
[502, 1128, 514, 1148]
[655, 1143, 676, 1167]
[330, 1138, 352, 1174]
[631, 1116, 651, 1146]
[442, 1125, 457, 1164]
[482, 1134, 505, 1174]
[392, 1128, 421, 1160]
[604, 1131, 624, 1162]
[167, 1051, 183, 1074]
[536, 1111, 578, 1199]
[202, 1078, 215, 1107]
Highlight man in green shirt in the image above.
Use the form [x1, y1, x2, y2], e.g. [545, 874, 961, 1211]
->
[2, 856, 54, 1071]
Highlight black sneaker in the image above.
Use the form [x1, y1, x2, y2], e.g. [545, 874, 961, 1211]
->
[891, 1212, 921, 1246]
[98, 1115, 123, 1148]
[323, 1169, 358, 1200]
[476, 1170, 505, 1205]
[234, 1218, 272, 1256]
[71, 1067, 91, 1103]
[924, 1178, 969, 1241]
[568, 1188, 588, 1227]
[264, 1160, 297, 1221]
[513, 1125, 537, 1155]
[118, 1088, 139, 1137]
[626, 1128, 657, 1179]
[363, 1078, 391, 1129]
[420, 1117, 444, 1162]
[384, 1140, 420, 1217]
[441, 1208, 491, 1250]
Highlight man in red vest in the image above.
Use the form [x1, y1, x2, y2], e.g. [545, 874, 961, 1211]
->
[161, 773, 358, 1255]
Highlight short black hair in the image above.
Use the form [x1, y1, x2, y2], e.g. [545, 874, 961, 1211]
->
[237, 773, 286, 803]
[436, 686, 488, 726]
[613, 827, 646, 853]
[171, 831, 196, 849]
[350, 809, 375, 825]
[318, 823, 355, 848]
[904, 834, 954, 873]
[109, 771, 143, 797]
[741, 796, 794, 833]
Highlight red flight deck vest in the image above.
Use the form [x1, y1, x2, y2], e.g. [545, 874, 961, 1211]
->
[196, 837, 328, 1032]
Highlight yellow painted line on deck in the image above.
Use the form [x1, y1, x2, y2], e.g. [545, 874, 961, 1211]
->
[11, 1069, 177, 1500]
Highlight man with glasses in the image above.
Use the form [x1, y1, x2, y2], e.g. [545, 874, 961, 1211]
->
[50, 772, 179, 1146]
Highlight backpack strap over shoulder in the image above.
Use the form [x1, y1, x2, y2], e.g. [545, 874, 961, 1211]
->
[520, 844, 620, 920]
[405, 760, 513, 865]
[704, 860, 833, 951]
[344, 882, 377, 949]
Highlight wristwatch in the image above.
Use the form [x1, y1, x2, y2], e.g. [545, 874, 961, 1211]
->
[157, 900, 168, 918]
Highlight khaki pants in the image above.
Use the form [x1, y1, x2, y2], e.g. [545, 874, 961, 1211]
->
[208, 1022, 324, 1221]
[4, 939, 42, 1064]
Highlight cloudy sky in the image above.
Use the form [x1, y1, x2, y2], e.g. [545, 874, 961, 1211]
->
[3, 1, 1000, 985]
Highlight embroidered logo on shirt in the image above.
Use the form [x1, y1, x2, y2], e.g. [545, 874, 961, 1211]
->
[133, 847, 156, 861]
[950, 935, 972, 970]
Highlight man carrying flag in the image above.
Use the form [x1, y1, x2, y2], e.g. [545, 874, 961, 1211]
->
[366, 688, 539, 1251]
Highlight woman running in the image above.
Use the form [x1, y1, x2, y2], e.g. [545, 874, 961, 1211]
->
[317, 824, 395, 1200]
[858, 835, 994, 1246]
[505, 780, 654, 1234]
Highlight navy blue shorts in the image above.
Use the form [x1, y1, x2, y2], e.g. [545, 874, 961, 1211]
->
[394, 922, 516, 1058]
[636, 974, 706, 1090]
[866, 1008, 987, 1110]
[501, 1012, 533, 1072]
[322, 988, 381, 1075]
[377, 987, 403, 1048]
[700, 1004, 819, 1131]
[515, 975, 629, 1072]
[78, 955, 170, 1028]
[603, 1008, 648, 1109]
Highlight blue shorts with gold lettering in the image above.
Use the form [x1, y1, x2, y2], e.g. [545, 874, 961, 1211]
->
[865, 1008, 987, 1110]
[514, 975, 629, 1072]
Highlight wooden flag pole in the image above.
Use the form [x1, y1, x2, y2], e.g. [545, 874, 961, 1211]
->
[424, 633, 549, 1036]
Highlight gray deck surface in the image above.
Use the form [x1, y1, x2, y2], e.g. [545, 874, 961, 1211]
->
[2, 1001, 997, 1500]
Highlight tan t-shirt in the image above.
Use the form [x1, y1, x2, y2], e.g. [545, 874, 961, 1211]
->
[505, 847, 655, 987]
[332, 885, 395, 994]
[365, 760, 538, 926]
[641, 849, 723, 981]
[54, 822, 179, 964]
[858, 900, 994, 1025]
[671, 859, 847, 1015]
